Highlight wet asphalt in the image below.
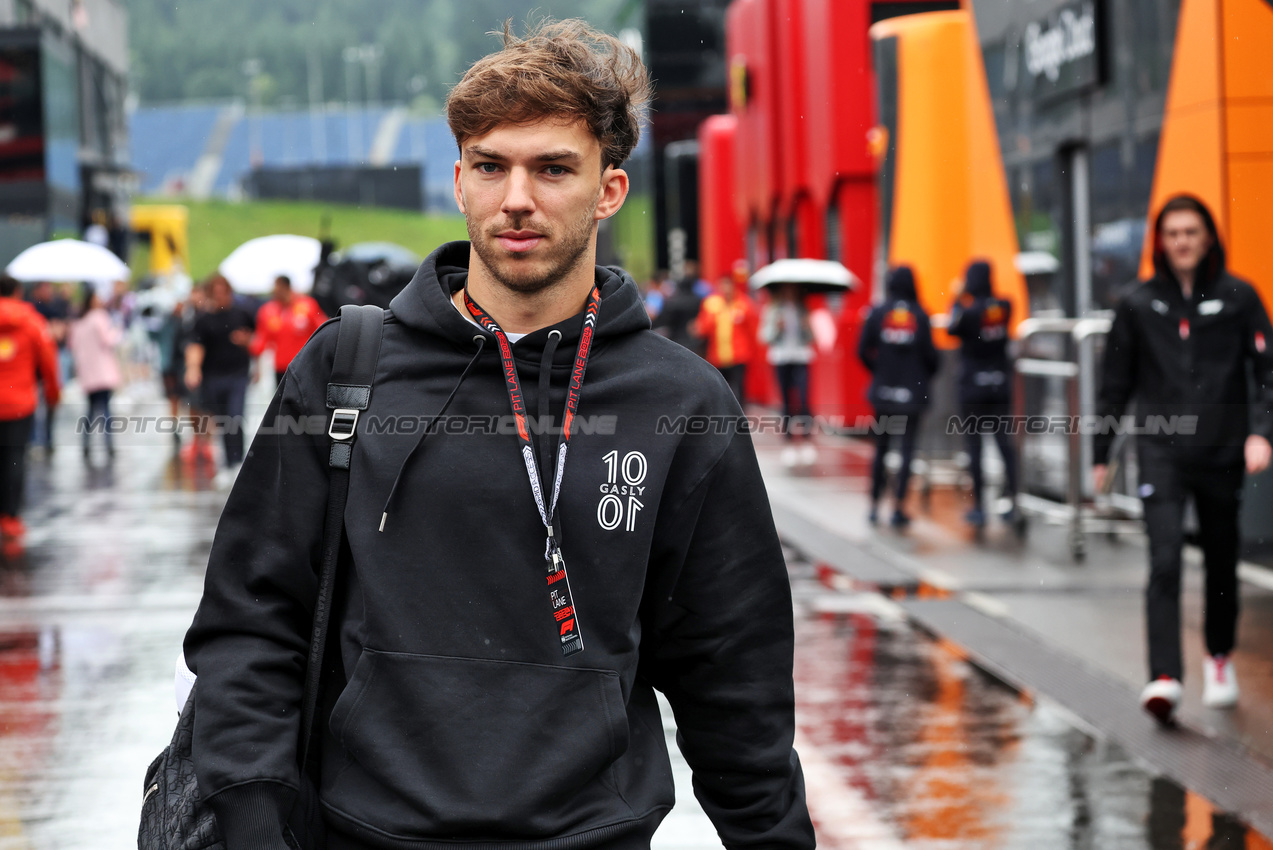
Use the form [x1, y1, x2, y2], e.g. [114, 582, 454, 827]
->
[0, 380, 1268, 848]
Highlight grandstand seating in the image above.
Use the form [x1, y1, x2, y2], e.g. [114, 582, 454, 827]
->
[129, 104, 223, 194]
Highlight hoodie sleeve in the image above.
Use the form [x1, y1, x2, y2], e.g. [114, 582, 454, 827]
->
[1241, 285, 1273, 442]
[1094, 297, 1139, 465]
[642, 429, 815, 850]
[183, 334, 335, 850]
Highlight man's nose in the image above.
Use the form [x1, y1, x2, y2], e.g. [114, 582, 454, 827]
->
[502, 168, 536, 215]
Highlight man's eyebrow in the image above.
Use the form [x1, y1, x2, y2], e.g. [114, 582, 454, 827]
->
[464, 146, 583, 163]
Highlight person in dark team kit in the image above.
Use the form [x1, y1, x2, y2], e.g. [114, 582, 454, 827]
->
[859, 265, 939, 528]
[948, 259, 1018, 529]
[1094, 194, 1273, 724]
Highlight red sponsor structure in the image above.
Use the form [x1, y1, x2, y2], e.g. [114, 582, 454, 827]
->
[705, 0, 959, 417]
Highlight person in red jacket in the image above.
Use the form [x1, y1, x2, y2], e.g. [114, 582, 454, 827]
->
[694, 265, 758, 403]
[0, 275, 61, 542]
[249, 275, 327, 386]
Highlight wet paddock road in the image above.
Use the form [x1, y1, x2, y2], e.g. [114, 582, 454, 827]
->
[0, 385, 1268, 848]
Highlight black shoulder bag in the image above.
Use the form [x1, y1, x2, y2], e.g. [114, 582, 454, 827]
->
[138, 304, 385, 850]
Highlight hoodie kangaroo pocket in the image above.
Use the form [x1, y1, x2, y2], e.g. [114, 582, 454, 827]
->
[326, 649, 630, 837]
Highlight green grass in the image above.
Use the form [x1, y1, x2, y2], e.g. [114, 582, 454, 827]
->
[134, 197, 469, 281]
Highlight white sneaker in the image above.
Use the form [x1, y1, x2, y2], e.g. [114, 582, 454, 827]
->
[1140, 677, 1182, 724]
[799, 444, 818, 465]
[780, 446, 799, 468]
[1202, 655, 1239, 708]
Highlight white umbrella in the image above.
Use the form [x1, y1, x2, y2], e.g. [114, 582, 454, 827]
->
[750, 258, 859, 294]
[218, 235, 321, 295]
[1015, 251, 1060, 275]
[6, 239, 130, 283]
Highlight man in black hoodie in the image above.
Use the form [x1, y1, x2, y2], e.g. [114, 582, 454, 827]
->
[1094, 194, 1273, 724]
[182, 19, 814, 850]
[859, 265, 939, 529]
[948, 259, 1018, 528]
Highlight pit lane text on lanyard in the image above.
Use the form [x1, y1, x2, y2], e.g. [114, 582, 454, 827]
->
[464, 285, 601, 657]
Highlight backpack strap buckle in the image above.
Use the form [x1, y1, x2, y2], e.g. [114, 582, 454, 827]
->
[328, 408, 359, 441]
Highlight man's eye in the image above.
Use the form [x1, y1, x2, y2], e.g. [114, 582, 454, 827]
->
[476, 163, 499, 174]
[545, 166, 568, 176]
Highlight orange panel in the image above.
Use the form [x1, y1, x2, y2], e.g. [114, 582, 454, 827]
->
[1139, 0, 1226, 277]
[872, 11, 1025, 348]
[1225, 103, 1273, 154]
[1223, 0, 1273, 99]
[1226, 159, 1273, 316]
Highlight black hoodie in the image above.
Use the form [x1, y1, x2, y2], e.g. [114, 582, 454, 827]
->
[947, 260, 1014, 405]
[858, 266, 939, 412]
[184, 242, 814, 850]
[1094, 200, 1273, 466]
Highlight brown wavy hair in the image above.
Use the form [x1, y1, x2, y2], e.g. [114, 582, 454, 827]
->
[445, 18, 651, 170]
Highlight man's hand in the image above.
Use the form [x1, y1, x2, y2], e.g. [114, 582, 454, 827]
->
[1092, 464, 1108, 494]
[1246, 434, 1272, 475]
[230, 328, 252, 347]
[185, 366, 202, 391]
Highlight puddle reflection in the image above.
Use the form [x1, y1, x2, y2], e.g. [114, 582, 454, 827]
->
[794, 607, 1273, 848]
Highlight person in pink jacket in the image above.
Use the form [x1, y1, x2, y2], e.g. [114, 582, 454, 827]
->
[68, 285, 123, 461]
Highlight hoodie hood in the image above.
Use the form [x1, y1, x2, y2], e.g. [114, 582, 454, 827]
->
[886, 265, 919, 303]
[964, 260, 993, 298]
[1151, 195, 1226, 288]
[389, 241, 651, 362]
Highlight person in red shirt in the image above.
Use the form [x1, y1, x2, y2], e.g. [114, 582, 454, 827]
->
[249, 275, 327, 386]
[0, 275, 61, 542]
[693, 265, 758, 403]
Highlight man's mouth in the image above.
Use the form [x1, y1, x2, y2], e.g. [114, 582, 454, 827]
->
[496, 230, 545, 253]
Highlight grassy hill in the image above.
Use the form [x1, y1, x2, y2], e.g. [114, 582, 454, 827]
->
[133, 198, 469, 280]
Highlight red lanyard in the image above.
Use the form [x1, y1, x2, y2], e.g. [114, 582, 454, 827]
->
[463, 285, 601, 656]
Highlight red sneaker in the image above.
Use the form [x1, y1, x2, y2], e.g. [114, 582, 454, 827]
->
[1140, 676, 1182, 725]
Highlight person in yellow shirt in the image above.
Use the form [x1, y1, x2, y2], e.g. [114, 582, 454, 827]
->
[694, 265, 758, 403]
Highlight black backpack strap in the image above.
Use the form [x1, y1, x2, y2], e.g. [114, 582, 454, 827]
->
[326, 304, 385, 470]
[298, 304, 384, 772]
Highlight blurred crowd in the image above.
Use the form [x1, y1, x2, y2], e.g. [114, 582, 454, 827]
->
[0, 270, 328, 551]
[642, 256, 1014, 534]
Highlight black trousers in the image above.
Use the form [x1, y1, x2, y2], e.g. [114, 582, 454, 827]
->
[963, 400, 1017, 510]
[84, 389, 113, 450]
[871, 412, 921, 506]
[200, 373, 249, 467]
[1138, 444, 1243, 681]
[0, 417, 33, 518]
[775, 362, 810, 440]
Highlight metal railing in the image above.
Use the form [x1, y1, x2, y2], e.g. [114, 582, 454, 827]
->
[1013, 315, 1142, 560]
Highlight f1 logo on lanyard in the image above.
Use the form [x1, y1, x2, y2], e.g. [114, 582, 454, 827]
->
[464, 285, 601, 657]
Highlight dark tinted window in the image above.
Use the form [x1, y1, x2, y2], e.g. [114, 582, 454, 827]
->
[871, 1, 960, 24]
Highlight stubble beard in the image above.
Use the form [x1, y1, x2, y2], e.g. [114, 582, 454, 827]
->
[467, 204, 597, 296]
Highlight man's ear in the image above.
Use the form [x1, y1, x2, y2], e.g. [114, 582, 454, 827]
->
[594, 166, 629, 221]
[453, 160, 467, 214]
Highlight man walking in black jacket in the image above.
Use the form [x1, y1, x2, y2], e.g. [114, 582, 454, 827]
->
[182, 19, 815, 850]
[1094, 194, 1273, 724]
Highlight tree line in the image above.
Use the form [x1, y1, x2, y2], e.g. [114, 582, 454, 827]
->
[128, 0, 634, 108]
